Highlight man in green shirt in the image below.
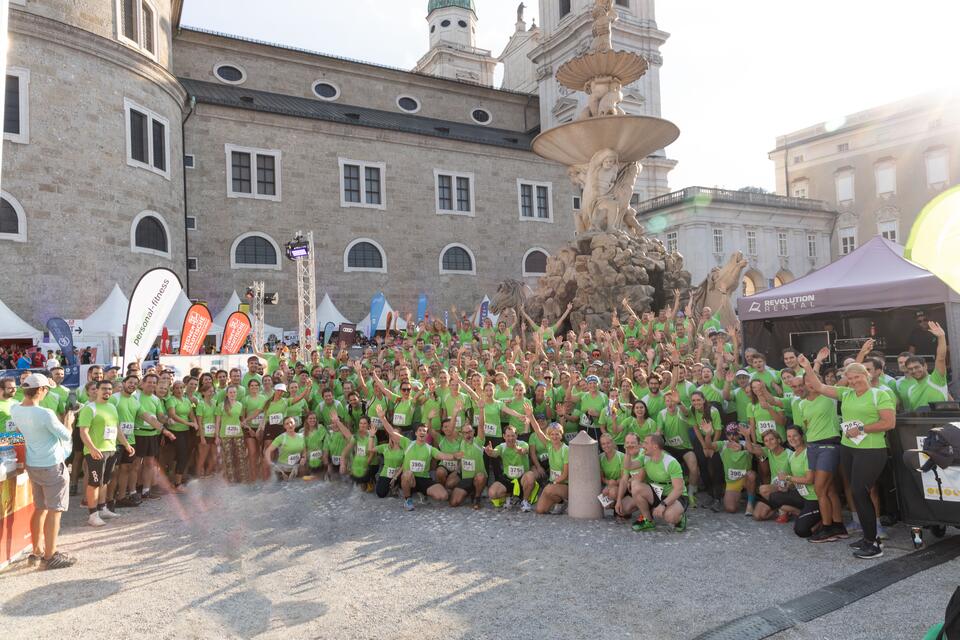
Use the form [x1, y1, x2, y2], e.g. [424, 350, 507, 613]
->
[900, 321, 950, 411]
[0, 377, 18, 431]
[449, 422, 487, 508]
[623, 434, 688, 532]
[133, 374, 176, 500]
[77, 381, 134, 526]
[396, 424, 461, 511]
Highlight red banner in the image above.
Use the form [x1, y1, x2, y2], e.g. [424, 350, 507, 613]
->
[220, 311, 251, 355]
[179, 303, 213, 356]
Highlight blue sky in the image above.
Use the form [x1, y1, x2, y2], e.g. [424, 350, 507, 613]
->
[182, 0, 959, 192]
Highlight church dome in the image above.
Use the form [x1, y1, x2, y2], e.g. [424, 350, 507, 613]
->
[427, 0, 476, 15]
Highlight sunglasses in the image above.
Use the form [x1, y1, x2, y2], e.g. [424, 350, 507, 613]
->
[401, 388, 411, 392]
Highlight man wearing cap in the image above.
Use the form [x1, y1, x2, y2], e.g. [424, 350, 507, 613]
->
[723, 368, 754, 425]
[10, 373, 77, 570]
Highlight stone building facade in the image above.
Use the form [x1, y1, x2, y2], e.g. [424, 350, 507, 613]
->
[1, 0, 677, 331]
[768, 92, 960, 258]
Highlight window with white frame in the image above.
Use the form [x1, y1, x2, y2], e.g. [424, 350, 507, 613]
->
[124, 98, 169, 178]
[344, 238, 387, 273]
[434, 170, 474, 215]
[518, 180, 552, 222]
[712, 228, 724, 254]
[875, 160, 896, 196]
[746, 230, 757, 256]
[226, 145, 281, 201]
[878, 220, 898, 243]
[4, 68, 29, 144]
[572, 195, 581, 210]
[807, 234, 817, 258]
[117, 0, 158, 58]
[439, 243, 476, 275]
[339, 159, 385, 209]
[0, 192, 26, 242]
[185, 216, 197, 231]
[777, 231, 788, 257]
[231, 233, 281, 270]
[835, 171, 854, 203]
[130, 211, 170, 259]
[925, 148, 949, 187]
[187, 257, 198, 271]
[791, 180, 808, 198]
[839, 227, 856, 255]
[522, 248, 549, 276]
[666, 232, 678, 254]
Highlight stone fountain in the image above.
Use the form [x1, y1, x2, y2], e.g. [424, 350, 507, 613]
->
[504, 0, 692, 331]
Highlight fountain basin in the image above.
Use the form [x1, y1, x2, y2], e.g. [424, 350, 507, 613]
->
[532, 114, 680, 166]
[556, 50, 649, 90]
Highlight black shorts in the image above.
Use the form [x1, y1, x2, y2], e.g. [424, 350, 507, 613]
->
[118, 446, 135, 465]
[85, 452, 118, 487]
[456, 477, 478, 495]
[72, 427, 84, 456]
[650, 488, 689, 512]
[412, 475, 437, 495]
[134, 434, 160, 458]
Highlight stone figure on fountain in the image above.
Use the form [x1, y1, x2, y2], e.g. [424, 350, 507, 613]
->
[591, 0, 617, 52]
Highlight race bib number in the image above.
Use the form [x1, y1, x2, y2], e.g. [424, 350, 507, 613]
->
[203, 423, 216, 437]
[286, 454, 301, 466]
[225, 424, 242, 437]
[103, 425, 117, 441]
[269, 413, 283, 425]
[727, 468, 747, 481]
[796, 483, 809, 497]
[757, 421, 776, 434]
[462, 459, 476, 472]
[393, 413, 406, 425]
[331, 455, 341, 465]
[550, 469, 561, 482]
[409, 459, 426, 473]
[841, 421, 867, 445]
[651, 483, 664, 499]
[598, 493, 614, 508]
[252, 415, 264, 426]
[484, 423, 498, 436]
[385, 466, 399, 478]
[356, 445, 366, 457]
[455, 416, 463, 428]
[371, 417, 383, 428]
[507, 465, 523, 479]
[579, 413, 593, 427]
[473, 414, 481, 427]
[120, 422, 135, 436]
[564, 432, 577, 443]
[309, 450, 322, 462]
[666, 436, 683, 447]
[442, 459, 459, 472]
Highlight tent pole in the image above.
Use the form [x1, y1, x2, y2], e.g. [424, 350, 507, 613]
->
[945, 302, 960, 385]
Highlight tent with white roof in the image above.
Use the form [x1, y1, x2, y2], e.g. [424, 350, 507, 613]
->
[317, 293, 351, 330]
[83, 283, 129, 337]
[0, 296, 42, 342]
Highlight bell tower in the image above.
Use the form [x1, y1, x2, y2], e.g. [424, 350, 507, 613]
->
[414, 0, 497, 87]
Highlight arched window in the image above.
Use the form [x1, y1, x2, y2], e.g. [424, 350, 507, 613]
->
[0, 192, 26, 242]
[742, 269, 764, 296]
[439, 243, 475, 275]
[231, 233, 281, 270]
[344, 239, 387, 273]
[130, 211, 170, 258]
[522, 248, 549, 276]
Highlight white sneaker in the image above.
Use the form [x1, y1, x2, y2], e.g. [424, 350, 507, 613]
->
[99, 507, 121, 520]
[504, 497, 516, 509]
[552, 503, 567, 515]
[520, 500, 533, 512]
[88, 512, 106, 527]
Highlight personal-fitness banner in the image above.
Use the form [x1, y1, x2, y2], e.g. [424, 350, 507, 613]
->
[220, 311, 251, 355]
[179, 303, 213, 356]
[46, 317, 76, 366]
[122, 268, 183, 369]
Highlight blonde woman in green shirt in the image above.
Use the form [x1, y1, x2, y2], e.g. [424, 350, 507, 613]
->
[194, 384, 219, 478]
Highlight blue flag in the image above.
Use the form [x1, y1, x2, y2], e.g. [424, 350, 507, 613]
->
[46, 318, 76, 366]
[323, 322, 336, 346]
[443, 310, 449, 329]
[417, 293, 428, 323]
[369, 291, 386, 336]
[479, 300, 489, 325]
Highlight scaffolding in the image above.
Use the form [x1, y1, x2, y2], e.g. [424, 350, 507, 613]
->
[294, 231, 317, 351]
[250, 280, 265, 351]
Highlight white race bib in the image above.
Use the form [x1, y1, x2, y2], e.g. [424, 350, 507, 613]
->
[252, 414, 264, 426]
[579, 413, 593, 427]
[225, 424, 242, 437]
[651, 483, 664, 499]
[203, 423, 216, 437]
[796, 483, 809, 497]
[597, 493, 614, 508]
[507, 465, 523, 479]
[286, 454, 301, 465]
[269, 413, 283, 425]
[462, 458, 476, 472]
[484, 423, 498, 436]
[727, 468, 746, 481]
[356, 444, 367, 457]
[473, 414, 480, 427]
[409, 459, 426, 473]
[120, 422, 135, 436]
[4, 419, 14, 430]
[393, 413, 406, 425]
[385, 466, 399, 478]
[666, 436, 683, 447]
[455, 416, 463, 428]
[842, 420, 867, 445]
[441, 459, 459, 472]
[331, 455, 341, 465]
[103, 425, 117, 441]
[550, 469, 561, 482]
[309, 450, 322, 462]
[757, 420, 776, 434]
[371, 417, 383, 428]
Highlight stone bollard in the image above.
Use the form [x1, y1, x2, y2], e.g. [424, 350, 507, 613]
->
[568, 430, 603, 519]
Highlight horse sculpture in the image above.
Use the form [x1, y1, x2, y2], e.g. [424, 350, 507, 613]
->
[688, 251, 748, 330]
[490, 280, 529, 327]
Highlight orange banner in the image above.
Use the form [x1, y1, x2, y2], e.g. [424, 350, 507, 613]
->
[220, 311, 251, 355]
[179, 303, 212, 356]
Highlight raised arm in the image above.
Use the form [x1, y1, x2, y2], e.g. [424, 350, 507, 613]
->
[552, 302, 574, 332]
[798, 354, 839, 399]
[930, 321, 948, 377]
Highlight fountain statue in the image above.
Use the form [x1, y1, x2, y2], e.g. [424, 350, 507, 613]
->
[514, 0, 694, 331]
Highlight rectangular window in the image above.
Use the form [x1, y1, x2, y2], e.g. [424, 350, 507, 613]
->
[793, 154, 804, 164]
[4, 68, 29, 144]
[187, 257, 198, 271]
[226, 144, 281, 200]
[572, 195, 581, 210]
[342, 164, 361, 203]
[364, 167, 381, 205]
[836, 172, 854, 203]
[338, 159, 385, 209]
[184, 154, 195, 169]
[791, 181, 808, 198]
[435, 170, 475, 216]
[666, 231, 678, 253]
[141, 1, 155, 54]
[518, 180, 553, 222]
[616, 0, 630, 6]
[121, 0, 137, 40]
[839, 227, 856, 255]
[837, 143, 849, 153]
[124, 98, 169, 178]
[4, 75, 20, 136]
[875, 162, 896, 196]
[712, 228, 724, 254]
[185, 216, 197, 231]
[746, 230, 757, 256]
[925, 149, 949, 187]
[807, 234, 817, 258]
[117, 0, 157, 59]
[878, 220, 898, 243]
[560, 0, 571, 18]
[778, 231, 788, 257]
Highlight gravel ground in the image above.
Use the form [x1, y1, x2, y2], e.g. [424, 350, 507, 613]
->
[1, 479, 955, 640]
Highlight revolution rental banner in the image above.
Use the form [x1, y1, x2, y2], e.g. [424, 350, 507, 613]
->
[122, 268, 183, 369]
[46, 317, 76, 366]
[220, 311, 251, 355]
[179, 303, 213, 356]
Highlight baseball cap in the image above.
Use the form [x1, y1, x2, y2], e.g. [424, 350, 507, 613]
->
[706, 329, 718, 337]
[22, 373, 52, 389]
[735, 369, 750, 377]
[586, 375, 601, 383]
[274, 383, 287, 392]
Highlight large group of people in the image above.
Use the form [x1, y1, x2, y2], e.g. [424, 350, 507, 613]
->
[3, 297, 953, 571]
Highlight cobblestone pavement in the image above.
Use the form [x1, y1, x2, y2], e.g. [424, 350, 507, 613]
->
[1, 478, 955, 639]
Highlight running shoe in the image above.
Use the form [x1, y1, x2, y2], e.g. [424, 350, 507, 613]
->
[744, 503, 754, 517]
[698, 495, 715, 509]
[87, 512, 106, 527]
[688, 493, 697, 509]
[831, 524, 850, 540]
[808, 528, 838, 543]
[853, 541, 883, 559]
[848, 538, 872, 550]
[551, 503, 566, 515]
[490, 497, 504, 509]
[403, 497, 415, 511]
[41, 552, 77, 571]
[27, 554, 41, 567]
[674, 513, 687, 533]
[633, 518, 656, 532]
[504, 497, 516, 510]
[520, 500, 533, 512]
[142, 491, 161, 500]
[846, 518, 862, 535]
[99, 507, 122, 520]
[631, 518, 645, 532]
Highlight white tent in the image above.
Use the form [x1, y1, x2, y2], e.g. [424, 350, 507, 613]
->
[83, 283, 129, 337]
[317, 293, 351, 330]
[0, 296, 42, 342]
[472, 295, 500, 326]
[358, 296, 407, 335]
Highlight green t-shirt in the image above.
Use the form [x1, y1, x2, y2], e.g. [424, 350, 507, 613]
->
[391, 398, 416, 428]
[403, 440, 442, 478]
[836, 386, 895, 449]
[657, 408, 691, 450]
[546, 443, 569, 484]
[77, 401, 120, 454]
[218, 402, 244, 438]
[798, 395, 839, 443]
[717, 441, 751, 484]
[458, 439, 486, 480]
[496, 441, 530, 479]
[111, 394, 140, 444]
[264, 398, 289, 428]
[242, 394, 269, 429]
[641, 392, 666, 419]
[350, 434, 376, 478]
[765, 446, 791, 481]
[642, 452, 686, 496]
[271, 432, 305, 466]
[306, 429, 327, 468]
[600, 450, 624, 481]
[436, 435, 463, 474]
[134, 393, 164, 436]
[165, 396, 194, 432]
[480, 401, 505, 439]
[376, 436, 410, 479]
[286, 399, 308, 427]
[577, 391, 609, 427]
[0, 397, 19, 431]
[195, 399, 219, 438]
[788, 447, 817, 500]
[691, 406, 723, 440]
[324, 429, 348, 466]
[747, 402, 785, 443]
[902, 370, 949, 411]
[730, 386, 752, 424]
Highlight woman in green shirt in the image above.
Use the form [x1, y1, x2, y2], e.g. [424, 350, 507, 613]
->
[783, 425, 822, 539]
[165, 380, 196, 491]
[263, 417, 306, 481]
[529, 412, 570, 515]
[703, 423, 756, 515]
[302, 412, 326, 478]
[746, 429, 793, 523]
[241, 378, 268, 479]
[195, 384, 219, 478]
[215, 385, 248, 484]
[598, 433, 624, 510]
